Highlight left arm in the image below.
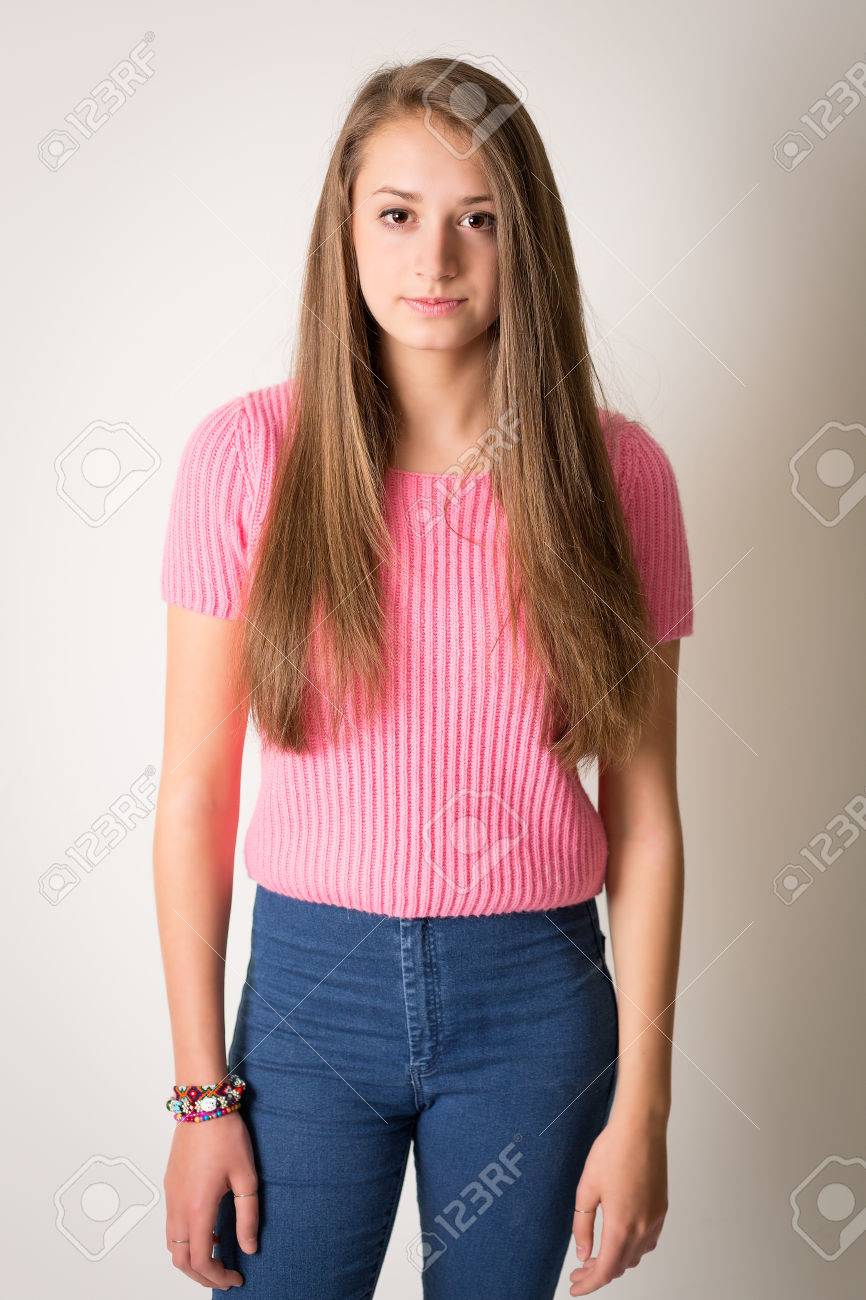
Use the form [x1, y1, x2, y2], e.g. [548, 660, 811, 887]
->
[603, 636, 684, 1125]
[569, 637, 685, 1293]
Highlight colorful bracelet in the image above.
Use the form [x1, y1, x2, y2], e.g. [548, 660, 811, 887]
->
[166, 1074, 247, 1123]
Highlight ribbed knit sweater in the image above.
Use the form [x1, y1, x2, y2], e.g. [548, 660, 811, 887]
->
[160, 379, 694, 918]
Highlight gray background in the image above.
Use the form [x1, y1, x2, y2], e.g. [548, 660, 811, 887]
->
[6, 1, 865, 1295]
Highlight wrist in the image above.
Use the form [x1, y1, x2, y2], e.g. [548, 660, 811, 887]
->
[609, 1090, 670, 1129]
[166, 1072, 246, 1123]
[173, 1063, 230, 1083]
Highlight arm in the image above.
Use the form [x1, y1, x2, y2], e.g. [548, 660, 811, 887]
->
[153, 605, 247, 1083]
[600, 636, 684, 1127]
[597, 418, 693, 1123]
[569, 637, 684, 1294]
[153, 604, 258, 1290]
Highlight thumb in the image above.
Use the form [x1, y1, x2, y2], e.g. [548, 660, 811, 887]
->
[230, 1175, 260, 1254]
[572, 1185, 599, 1262]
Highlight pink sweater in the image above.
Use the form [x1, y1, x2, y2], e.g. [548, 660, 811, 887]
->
[161, 380, 694, 918]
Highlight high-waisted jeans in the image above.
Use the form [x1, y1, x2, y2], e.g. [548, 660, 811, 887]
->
[213, 884, 619, 1299]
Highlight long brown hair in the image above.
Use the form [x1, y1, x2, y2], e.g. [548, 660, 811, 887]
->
[239, 56, 658, 773]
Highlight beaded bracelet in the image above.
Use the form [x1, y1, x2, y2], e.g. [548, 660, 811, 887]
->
[166, 1074, 247, 1123]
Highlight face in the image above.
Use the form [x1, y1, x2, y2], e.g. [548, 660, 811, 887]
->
[350, 114, 500, 352]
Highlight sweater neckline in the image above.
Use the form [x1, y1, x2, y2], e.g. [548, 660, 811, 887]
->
[385, 465, 492, 482]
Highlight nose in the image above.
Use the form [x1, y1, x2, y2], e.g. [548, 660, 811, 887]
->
[414, 219, 458, 286]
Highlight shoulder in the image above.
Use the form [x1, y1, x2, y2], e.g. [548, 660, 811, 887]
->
[234, 377, 295, 527]
[160, 379, 295, 617]
[598, 409, 695, 640]
[176, 378, 295, 540]
[598, 408, 682, 511]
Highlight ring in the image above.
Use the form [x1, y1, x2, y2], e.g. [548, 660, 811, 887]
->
[234, 1191, 258, 1200]
[169, 1231, 219, 1246]
[573, 1207, 594, 1215]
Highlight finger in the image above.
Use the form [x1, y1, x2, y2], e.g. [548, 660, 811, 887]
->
[624, 1230, 657, 1269]
[167, 1234, 223, 1289]
[190, 1213, 244, 1291]
[570, 1222, 631, 1293]
[166, 1225, 220, 1251]
[622, 1238, 645, 1270]
[571, 1191, 598, 1263]
[232, 1180, 260, 1254]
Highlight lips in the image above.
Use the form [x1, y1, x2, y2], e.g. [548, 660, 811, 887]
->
[403, 297, 467, 316]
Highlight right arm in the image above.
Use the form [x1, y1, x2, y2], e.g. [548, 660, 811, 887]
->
[153, 603, 258, 1290]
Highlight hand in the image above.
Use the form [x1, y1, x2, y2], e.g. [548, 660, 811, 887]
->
[568, 1109, 668, 1294]
[164, 1111, 259, 1290]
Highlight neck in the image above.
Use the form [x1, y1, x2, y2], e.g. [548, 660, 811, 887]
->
[378, 331, 494, 474]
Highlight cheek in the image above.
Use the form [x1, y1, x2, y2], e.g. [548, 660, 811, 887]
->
[354, 244, 405, 329]
[474, 247, 499, 311]
[356, 233, 403, 300]
[473, 236, 498, 278]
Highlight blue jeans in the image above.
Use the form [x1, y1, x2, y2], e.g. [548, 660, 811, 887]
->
[213, 884, 619, 1299]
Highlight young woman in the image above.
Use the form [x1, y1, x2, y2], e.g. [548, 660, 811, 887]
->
[154, 57, 694, 1300]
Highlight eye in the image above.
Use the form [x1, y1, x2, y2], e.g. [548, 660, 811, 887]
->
[459, 211, 497, 232]
[378, 207, 413, 230]
[376, 207, 497, 233]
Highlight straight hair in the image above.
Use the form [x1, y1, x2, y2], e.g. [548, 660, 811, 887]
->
[239, 56, 658, 774]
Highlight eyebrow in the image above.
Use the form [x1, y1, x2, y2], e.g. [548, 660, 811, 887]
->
[371, 186, 494, 204]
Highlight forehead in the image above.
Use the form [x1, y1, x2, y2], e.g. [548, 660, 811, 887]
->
[353, 116, 491, 201]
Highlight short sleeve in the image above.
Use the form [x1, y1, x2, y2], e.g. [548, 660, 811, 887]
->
[160, 395, 252, 618]
[616, 421, 695, 642]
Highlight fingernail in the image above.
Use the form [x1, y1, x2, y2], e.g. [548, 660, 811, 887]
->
[242, 1240, 257, 1253]
[577, 1245, 587, 1257]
